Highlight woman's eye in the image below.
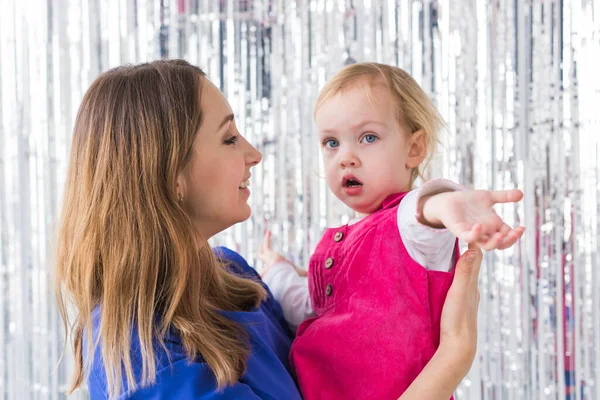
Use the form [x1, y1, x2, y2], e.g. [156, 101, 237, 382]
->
[323, 139, 339, 148]
[362, 134, 378, 144]
[224, 135, 239, 145]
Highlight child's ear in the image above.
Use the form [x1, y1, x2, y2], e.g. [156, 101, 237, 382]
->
[406, 129, 428, 169]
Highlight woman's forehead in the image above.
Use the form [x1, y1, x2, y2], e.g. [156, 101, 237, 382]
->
[200, 80, 234, 126]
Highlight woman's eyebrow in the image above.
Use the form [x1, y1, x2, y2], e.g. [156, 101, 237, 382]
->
[218, 113, 235, 130]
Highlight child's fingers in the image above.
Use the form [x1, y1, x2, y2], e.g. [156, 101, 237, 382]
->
[497, 226, 525, 249]
[490, 189, 524, 204]
[260, 230, 272, 253]
[495, 225, 523, 249]
[480, 213, 504, 236]
[496, 223, 511, 240]
[481, 225, 525, 250]
[264, 230, 272, 245]
[500, 223, 511, 235]
[483, 223, 510, 249]
[460, 224, 483, 242]
[478, 230, 507, 250]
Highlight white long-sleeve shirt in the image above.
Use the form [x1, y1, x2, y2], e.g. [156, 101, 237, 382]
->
[262, 179, 463, 330]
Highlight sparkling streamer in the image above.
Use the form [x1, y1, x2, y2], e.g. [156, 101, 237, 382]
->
[0, 0, 598, 398]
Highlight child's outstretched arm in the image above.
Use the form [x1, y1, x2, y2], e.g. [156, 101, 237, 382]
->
[258, 231, 315, 330]
[418, 188, 525, 251]
[398, 180, 465, 271]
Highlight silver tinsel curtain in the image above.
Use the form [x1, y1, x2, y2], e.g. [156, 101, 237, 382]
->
[0, 0, 598, 399]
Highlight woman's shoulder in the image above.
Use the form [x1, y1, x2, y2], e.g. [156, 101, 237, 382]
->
[213, 246, 294, 337]
[213, 246, 259, 277]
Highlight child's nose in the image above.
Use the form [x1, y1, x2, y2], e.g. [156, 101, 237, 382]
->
[339, 150, 360, 168]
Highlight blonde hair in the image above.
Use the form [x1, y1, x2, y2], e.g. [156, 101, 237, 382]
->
[314, 62, 444, 188]
[54, 60, 266, 399]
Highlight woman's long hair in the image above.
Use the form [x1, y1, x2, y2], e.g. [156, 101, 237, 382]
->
[54, 60, 266, 398]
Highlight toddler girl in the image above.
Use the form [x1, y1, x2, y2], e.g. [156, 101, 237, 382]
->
[261, 62, 524, 399]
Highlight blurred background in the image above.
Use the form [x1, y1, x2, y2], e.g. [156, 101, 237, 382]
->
[1, 0, 599, 399]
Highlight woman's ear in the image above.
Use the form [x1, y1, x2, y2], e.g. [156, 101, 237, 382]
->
[406, 129, 428, 169]
[176, 174, 186, 203]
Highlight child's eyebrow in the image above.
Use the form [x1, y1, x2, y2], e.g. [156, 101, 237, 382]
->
[350, 120, 386, 130]
[318, 120, 386, 136]
[318, 128, 337, 135]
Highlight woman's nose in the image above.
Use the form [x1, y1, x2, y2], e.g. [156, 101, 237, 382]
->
[247, 142, 262, 166]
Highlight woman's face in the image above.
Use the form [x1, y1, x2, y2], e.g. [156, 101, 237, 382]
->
[178, 79, 262, 239]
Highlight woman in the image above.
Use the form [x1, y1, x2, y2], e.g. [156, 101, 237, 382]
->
[55, 59, 482, 399]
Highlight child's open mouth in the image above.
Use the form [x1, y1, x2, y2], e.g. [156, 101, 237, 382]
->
[344, 178, 362, 187]
[342, 175, 363, 195]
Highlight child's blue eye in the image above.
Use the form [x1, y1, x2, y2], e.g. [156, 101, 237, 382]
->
[362, 134, 378, 144]
[324, 139, 339, 148]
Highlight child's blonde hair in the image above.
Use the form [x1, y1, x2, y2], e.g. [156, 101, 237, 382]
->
[314, 62, 444, 189]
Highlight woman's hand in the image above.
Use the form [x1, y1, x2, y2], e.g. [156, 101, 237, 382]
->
[399, 243, 483, 400]
[438, 242, 482, 367]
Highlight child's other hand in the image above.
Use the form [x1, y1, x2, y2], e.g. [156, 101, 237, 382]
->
[422, 189, 525, 251]
[258, 230, 287, 276]
[258, 230, 308, 277]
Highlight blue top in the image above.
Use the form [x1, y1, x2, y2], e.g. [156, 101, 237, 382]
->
[85, 247, 302, 399]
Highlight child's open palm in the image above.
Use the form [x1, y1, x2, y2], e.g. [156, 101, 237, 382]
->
[422, 189, 525, 251]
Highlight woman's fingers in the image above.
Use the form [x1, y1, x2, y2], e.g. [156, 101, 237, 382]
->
[452, 242, 483, 292]
[466, 242, 483, 287]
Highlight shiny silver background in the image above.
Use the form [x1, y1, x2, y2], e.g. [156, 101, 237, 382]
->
[0, 0, 598, 399]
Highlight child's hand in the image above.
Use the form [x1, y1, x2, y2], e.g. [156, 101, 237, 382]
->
[258, 230, 308, 277]
[258, 230, 286, 272]
[420, 189, 525, 250]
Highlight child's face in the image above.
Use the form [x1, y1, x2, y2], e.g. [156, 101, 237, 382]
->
[315, 83, 415, 215]
[178, 80, 262, 239]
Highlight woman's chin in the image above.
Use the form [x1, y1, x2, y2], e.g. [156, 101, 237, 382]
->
[211, 204, 253, 235]
[239, 204, 252, 221]
[232, 204, 252, 224]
